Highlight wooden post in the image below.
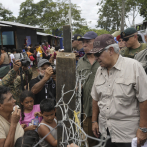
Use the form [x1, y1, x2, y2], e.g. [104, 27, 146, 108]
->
[56, 52, 76, 147]
[63, 25, 72, 52]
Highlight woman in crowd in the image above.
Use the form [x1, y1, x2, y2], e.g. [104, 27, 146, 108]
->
[0, 47, 11, 68]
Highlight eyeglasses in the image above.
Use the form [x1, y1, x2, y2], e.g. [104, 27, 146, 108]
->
[94, 48, 107, 57]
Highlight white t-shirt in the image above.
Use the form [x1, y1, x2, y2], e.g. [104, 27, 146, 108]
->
[10, 54, 15, 63]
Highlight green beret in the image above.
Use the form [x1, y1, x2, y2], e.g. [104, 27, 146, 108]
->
[121, 27, 137, 38]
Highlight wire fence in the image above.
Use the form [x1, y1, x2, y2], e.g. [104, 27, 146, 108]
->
[33, 69, 110, 147]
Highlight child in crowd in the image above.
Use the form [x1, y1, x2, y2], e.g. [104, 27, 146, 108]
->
[38, 98, 57, 147]
[26, 46, 32, 57]
[19, 90, 42, 131]
[26, 46, 34, 67]
[14, 130, 41, 147]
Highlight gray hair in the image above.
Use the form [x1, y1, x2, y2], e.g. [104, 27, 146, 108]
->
[105, 43, 120, 54]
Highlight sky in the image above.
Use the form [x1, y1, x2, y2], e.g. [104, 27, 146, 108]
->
[0, 0, 145, 29]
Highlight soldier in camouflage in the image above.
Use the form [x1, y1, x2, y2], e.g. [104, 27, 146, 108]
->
[0, 60, 32, 104]
[120, 27, 146, 58]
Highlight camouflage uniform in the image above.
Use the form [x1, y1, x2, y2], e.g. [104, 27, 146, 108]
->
[0, 68, 32, 104]
[120, 43, 147, 58]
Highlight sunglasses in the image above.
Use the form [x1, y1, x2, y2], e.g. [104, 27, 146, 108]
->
[119, 39, 124, 42]
[123, 35, 135, 42]
[94, 48, 107, 57]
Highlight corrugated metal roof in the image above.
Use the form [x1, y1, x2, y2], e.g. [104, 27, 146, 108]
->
[37, 32, 53, 36]
[0, 21, 42, 29]
[0, 24, 12, 27]
[37, 32, 62, 38]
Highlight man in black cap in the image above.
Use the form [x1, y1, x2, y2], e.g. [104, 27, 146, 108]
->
[72, 34, 85, 65]
[29, 59, 56, 104]
[120, 27, 146, 58]
[77, 31, 99, 146]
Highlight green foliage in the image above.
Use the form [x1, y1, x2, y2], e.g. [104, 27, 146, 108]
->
[17, 0, 87, 36]
[17, 0, 41, 25]
[96, 0, 122, 31]
[96, 0, 144, 31]
[139, 0, 147, 20]
[73, 26, 110, 36]
[0, 3, 16, 21]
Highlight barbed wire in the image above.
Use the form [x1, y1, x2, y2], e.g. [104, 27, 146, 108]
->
[33, 69, 110, 147]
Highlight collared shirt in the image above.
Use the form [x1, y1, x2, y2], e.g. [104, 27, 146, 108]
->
[77, 54, 99, 117]
[91, 55, 147, 143]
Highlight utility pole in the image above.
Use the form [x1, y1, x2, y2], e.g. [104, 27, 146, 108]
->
[121, 0, 125, 32]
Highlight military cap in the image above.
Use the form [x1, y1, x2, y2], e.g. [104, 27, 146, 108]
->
[121, 27, 137, 39]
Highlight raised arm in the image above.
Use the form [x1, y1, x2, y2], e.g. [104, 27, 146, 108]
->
[0, 60, 21, 86]
[0, 108, 21, 147]
[31, 67, 53, 94]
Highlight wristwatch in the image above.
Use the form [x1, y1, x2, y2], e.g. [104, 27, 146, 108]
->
[139, 127, 147, 133]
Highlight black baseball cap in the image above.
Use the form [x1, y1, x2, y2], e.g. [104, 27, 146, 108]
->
[72, 34, 82, 41]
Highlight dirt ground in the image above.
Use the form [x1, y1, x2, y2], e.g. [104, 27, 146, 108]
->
[32, 66, 38, 79]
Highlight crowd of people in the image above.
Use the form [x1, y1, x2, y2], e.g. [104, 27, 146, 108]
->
[0, 27, 147, 147]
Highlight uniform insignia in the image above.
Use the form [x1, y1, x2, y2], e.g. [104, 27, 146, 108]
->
[77, 36, 81, 39]
[122, 32, 125, 37]
[93, 41, 100, 47]
[106, 40, 113, 45]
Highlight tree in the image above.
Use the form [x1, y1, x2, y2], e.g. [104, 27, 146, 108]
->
[139, 0, 147, 20]
[0, 3, 16, 21]
[17, 0, 41, 25]
[96, 0, 142, 31]
[17, 0, 87, 36]
[125, 0, 140, 27]
[96, 0, 122, 31]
